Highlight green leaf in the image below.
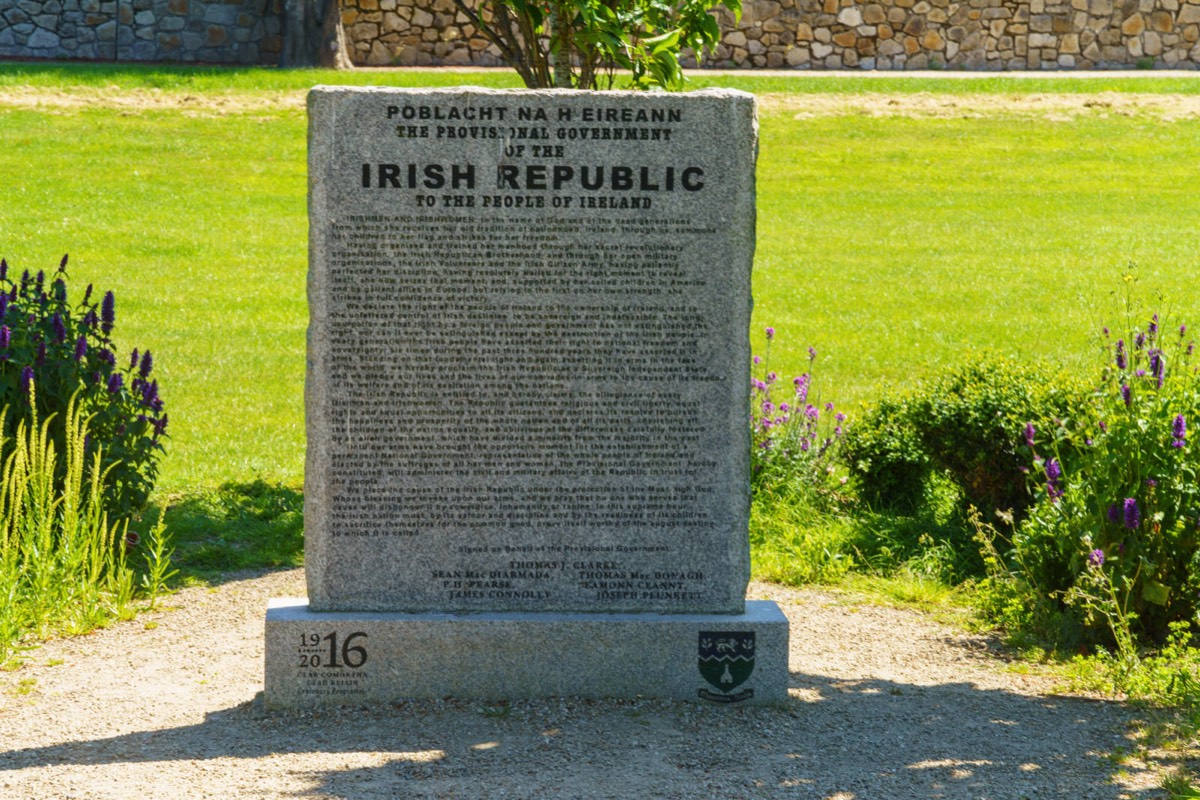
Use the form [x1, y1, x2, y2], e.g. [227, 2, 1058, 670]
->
[1143, 579, 1171, 605]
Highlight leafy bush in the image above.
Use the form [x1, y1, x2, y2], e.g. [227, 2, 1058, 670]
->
[1015, 312, 1200, 645]
[750, 328, 844, 500]
[844, 355, 1082, 524]
[0, 256, 167, 520]
[840, 393, 930, 512]
[456, 0, 741, 89]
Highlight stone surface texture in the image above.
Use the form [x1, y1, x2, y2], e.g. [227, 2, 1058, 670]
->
[0, 0, 284, 63]
[264, 597, 789, 706]
[306, 87, 756, 616]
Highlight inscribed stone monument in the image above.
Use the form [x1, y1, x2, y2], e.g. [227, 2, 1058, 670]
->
[265, 86, 788, 707]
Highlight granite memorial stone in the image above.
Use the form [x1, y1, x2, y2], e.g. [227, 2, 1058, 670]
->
[265, 86, 788, 707]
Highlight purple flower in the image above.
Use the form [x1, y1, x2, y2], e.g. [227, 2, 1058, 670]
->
[1087, 548, 1105, 568]
[83, 283, 93, 306]
[130, 348, 139, 370]
[762, 400, 775, 415]
[1182, 325, 1188, 338]
[1136, 331, 1146, 349]
[766, 371, 777, 383]
[51, 312, 66, 344]
[1046, 458, 1063, 500]
[0, 325, 10, 351]
[1099, 420, 1108, 433]
[794, 374, 810, 403]
[1173, 414, 1187, 448]
[1146, 478, 1157, 487]
[20, 366, 33, 395]
[752, 355, 761, 365]
[807, 347, 817, 362]
[1103, 326, 1110, 337]
[139, 350, 153, 378]
[836, 412, 846, 423]
[1107, 504, 1120, 523]
[765, 327, 774, 341]
[35, 342, 45, 366]
[805, 404, 819, 420]
[1024, 422, 1036, 447]
[1150, 348, 1164, 380]
[0, 259, 6, 282]
[1122, 385, 1132, 407]
[73, 335, 87, 362]
[1115, 339, 1127, 370]
[1150, 314, 1159, 338]
[106, 372, 123, 394]
[34, 270, 44, 294]
[1124, 498, 1141, 530]
[100, 290, 115, 336]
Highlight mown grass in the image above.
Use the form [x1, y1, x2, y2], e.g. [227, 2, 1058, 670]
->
[1, 65, 1198, 576]
[3, 61, 1200, 93]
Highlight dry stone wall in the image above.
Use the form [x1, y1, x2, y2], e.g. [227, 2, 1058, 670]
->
[342, 0, 1200, 68]
[2, 0, 1197, 68]
[0, 0, 285, 63]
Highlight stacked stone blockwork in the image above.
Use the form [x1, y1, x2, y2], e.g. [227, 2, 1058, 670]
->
[341, 0, 1200, 68]
[2, 0, 1198, 68]
[0, 0, 285, 63]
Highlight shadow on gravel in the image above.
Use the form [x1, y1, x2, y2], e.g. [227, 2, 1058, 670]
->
[0, 671, 1161, 798]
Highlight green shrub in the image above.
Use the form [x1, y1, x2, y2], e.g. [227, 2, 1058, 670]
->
[0, 256, 168, 520]
[1015, 312, 1200, 645]
[841, 393, 930, 512]
[844, 355, 1083, 524]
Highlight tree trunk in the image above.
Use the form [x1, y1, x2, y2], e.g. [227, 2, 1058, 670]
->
[282, 0, 353, 68]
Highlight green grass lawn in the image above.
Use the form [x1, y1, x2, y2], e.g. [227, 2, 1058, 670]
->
[1, 63, 1198, 501]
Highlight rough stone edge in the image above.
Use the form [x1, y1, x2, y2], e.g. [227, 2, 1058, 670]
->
[302, 86, 759, 614]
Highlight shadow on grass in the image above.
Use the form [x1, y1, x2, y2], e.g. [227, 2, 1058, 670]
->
[152, 480, 303, 585]
[0, 671, 1165, 798]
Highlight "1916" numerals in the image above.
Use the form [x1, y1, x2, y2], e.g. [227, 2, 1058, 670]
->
[298, 631, 368, 669]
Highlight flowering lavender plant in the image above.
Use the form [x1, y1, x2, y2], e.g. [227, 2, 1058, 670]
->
[0, 256, 167, 520]
[1018, 309, 1200, 644]
[750, 328, 844, 498]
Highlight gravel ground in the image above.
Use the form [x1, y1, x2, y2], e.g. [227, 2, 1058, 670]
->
[0, 570, 1170, 799]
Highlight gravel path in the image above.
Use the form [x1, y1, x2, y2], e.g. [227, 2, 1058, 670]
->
[0, 570, 1166, 799]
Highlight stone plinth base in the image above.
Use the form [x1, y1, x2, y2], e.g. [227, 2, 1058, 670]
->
[264, 599, 788, 708]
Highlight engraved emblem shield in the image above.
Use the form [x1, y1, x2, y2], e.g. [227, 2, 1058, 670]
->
[698, 631, 755, 692]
